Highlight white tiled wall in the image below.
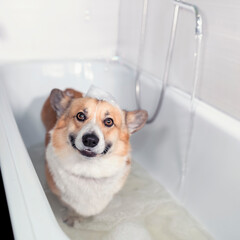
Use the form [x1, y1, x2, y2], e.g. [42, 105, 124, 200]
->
[0, 0, 239, 120]
[118, 0, 240, 121]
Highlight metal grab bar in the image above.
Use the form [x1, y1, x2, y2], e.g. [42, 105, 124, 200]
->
[135, 0, 203, 124]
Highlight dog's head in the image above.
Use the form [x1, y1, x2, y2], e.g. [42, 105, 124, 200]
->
[49, 88, 147, 168]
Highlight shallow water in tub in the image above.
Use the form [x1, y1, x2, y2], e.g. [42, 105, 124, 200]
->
[28, 143, 213, 240]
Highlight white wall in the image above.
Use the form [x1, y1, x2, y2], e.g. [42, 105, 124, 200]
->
[2, 0, 239, 121]
[118, 0, 240, 121]
[0, 0, 120, 61]
[1, 0, 239, 119]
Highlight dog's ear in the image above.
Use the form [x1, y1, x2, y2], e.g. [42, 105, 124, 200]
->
[125, 110, 148, 134]
[50, 89, 72, 117]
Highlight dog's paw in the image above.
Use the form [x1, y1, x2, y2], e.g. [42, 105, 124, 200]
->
[62, 208, 81, 227]
[63, 215, 79, 227]
[62, 212, 93, 227]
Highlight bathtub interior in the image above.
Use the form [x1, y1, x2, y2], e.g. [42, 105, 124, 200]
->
[2, 60, 135, 148]
[1, 0, 240, 239]
[1, 60, 215, 239]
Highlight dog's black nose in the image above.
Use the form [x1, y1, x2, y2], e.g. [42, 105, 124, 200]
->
[82, 134, 99, 148]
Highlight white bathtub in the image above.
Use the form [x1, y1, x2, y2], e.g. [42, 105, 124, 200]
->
[0, 60, 240, 240]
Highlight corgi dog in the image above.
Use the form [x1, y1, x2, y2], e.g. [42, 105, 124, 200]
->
[41, 87, 148, 225]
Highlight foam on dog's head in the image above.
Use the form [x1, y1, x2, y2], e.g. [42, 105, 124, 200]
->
[84, 85, 148, 134]
[84, 85, 120, 109]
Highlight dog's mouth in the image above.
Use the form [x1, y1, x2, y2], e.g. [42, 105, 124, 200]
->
[69, 134, 111, 158]
[80, 149, 97, 158]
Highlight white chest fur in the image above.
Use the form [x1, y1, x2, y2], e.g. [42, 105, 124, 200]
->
[46, 142, 129, 217]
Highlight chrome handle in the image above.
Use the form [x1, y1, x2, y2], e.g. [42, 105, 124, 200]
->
[135, 0, 203, 124]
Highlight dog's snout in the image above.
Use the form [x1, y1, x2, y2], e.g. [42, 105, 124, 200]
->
[82, 133, 99, 148]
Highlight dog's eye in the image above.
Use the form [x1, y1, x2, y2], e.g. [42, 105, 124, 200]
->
[76, 112, 86, 122]
[104, 118, 114, 127]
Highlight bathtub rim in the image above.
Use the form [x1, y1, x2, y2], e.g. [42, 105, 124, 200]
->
[0, 81, 70, 240]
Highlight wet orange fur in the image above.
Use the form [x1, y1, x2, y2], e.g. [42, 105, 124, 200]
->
[41, 88, 83, 195]
[41, 88, 139, 200]
[50, 98, 131, 159]
[94, 101, 130, 157]
[41, 88, 83, 136]
[45, 162, 60, 196]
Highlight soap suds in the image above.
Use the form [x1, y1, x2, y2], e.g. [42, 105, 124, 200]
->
[84, 85, 120, 109]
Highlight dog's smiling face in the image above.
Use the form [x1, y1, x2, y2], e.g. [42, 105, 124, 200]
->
[49, 89, 148, 172]
[67, 97, 128, 159]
